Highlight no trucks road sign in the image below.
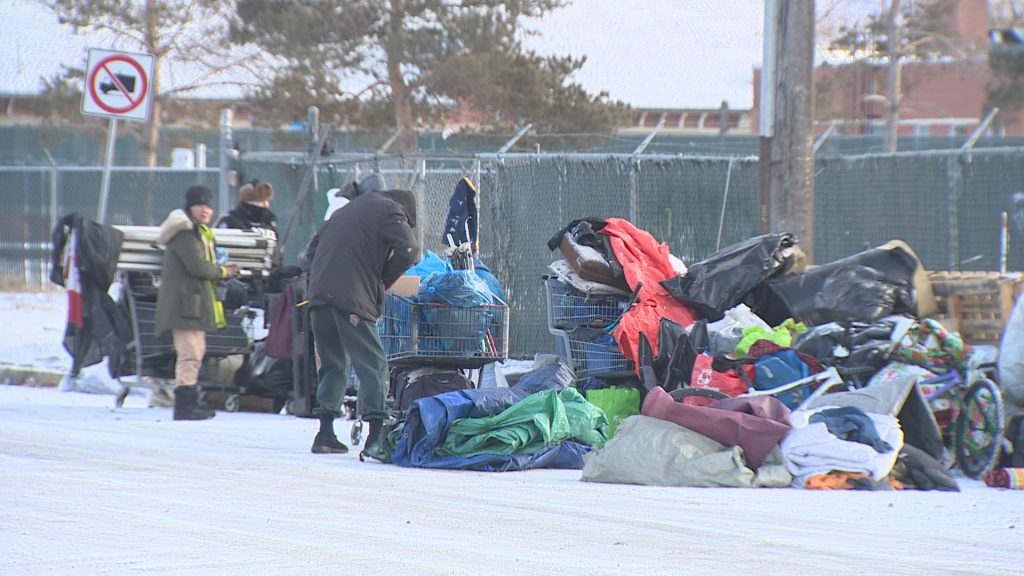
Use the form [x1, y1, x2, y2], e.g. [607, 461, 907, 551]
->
[82, 49, 155, 121]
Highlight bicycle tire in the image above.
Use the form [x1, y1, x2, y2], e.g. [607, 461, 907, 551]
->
[668, 388, 730, 402]
[954, 377, 1004, 479]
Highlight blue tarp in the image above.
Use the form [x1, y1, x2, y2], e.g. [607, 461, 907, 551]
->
[391, 360, 593, 471]
[406, 251, 452, 278]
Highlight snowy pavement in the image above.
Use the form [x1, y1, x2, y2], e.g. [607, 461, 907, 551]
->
[1, 291, 1024, 575]
[0, 291, 70, 373]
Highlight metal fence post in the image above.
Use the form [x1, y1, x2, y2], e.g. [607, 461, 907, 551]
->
[628, 157, 639, 224]
[194, 143, 207, 170]
[947, 155, 963, 270]
[308, 106, 320, 198]
[218, 108, 233, 213]
[716, 157, 736, 250]
[417, 157, 427, 253]
[473, 158, 483, 256]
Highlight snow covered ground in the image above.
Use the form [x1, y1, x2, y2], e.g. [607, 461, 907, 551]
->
[2, 291, 1023, 575]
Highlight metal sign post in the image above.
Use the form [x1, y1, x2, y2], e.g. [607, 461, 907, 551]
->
[97, 118, 118, 225]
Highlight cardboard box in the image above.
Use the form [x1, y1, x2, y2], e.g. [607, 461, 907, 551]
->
[387, 275, 420, 297]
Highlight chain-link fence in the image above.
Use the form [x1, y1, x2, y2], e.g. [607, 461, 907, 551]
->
[5, 145, 1024, 356]
[0, 166, 218, 288]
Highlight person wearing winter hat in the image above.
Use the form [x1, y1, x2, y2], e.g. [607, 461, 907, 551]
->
[306, 187, 419, 457]
[302, 173, 392, 271]
[216, 180, 281, 307]
[323, 182, 357, 221]
[155, 185, 239, 421]
[322, 174, 387, 221]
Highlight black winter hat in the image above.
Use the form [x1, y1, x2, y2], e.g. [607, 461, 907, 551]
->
[185, 185, 214, 211]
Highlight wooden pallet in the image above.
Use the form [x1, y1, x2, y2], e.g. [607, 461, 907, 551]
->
[928, 271, 1024, 345]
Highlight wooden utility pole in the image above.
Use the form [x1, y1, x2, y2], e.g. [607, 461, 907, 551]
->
[759, 0, 816, 260]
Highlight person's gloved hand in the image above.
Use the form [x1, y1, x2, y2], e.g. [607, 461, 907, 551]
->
[893, 444, 960, 491]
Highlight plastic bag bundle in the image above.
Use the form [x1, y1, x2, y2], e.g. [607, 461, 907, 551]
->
[419, 270, 493, 307]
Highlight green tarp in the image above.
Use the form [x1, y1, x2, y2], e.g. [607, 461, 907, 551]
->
[440, 388, 607, 456]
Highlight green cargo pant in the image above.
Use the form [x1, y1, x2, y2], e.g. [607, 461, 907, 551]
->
[310, 305, 389, 420]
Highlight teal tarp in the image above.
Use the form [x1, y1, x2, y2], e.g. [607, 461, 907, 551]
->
[440, 388, 607, 456]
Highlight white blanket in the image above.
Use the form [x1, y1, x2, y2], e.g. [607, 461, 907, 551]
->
[781, 406, 904, 487]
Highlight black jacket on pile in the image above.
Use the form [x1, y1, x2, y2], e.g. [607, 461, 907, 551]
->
[50, 213, 132, 377]
[307, 190, 419, 321]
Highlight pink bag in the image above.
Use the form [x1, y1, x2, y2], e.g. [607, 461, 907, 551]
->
[687, 353, 752, 406]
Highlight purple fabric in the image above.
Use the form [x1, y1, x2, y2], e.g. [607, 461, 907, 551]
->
[641, 387, 792, 469]
[265, 282, 294, 359]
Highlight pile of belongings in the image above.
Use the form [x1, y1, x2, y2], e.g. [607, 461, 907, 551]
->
[386, 358, 609, 471]
[545, 221, 973, 491]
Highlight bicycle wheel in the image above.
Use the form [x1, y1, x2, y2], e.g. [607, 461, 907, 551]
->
[668, 387, 730, 402]
[954, 378, 1004, 479]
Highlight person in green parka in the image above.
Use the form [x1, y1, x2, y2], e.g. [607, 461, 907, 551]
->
[156, 185, 238, 421]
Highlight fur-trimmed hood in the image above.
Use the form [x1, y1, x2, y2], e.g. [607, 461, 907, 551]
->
[158, 209, 195, 246]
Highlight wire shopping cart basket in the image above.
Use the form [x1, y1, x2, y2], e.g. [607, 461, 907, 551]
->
[378, 293, 509, 369]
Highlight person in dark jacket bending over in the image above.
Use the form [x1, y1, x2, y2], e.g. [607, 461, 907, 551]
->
[156, 185, 239, 421]
[306, 188, 419, 459]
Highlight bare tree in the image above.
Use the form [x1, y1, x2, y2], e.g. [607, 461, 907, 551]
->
[827, 0, 968, 152]
[991, 0, 1024, 27]
[39, 0, 267, 166]
[988, 2, 1024, 123]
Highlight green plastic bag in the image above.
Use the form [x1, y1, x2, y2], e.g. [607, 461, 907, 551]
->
[585, 386, 641, 444]
[734, 319, 807, 357]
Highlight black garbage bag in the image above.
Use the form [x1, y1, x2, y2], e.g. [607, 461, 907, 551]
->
[793, 319, 897, 385]
[688, 319, 711, 353]
[661, 232, 801, 321]
[749, 242, 924, 326]
[793, 322, 846, 361]
[813, 266, 913, 324]
[837, 340, 893, 386]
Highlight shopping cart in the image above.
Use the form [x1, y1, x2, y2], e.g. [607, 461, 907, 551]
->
[378, 292, 509, 369]
[544, 277, 634, 380]
[114, 271, 264, 412]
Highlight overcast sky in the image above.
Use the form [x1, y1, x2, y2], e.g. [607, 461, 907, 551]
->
[0, 0, 881, 111]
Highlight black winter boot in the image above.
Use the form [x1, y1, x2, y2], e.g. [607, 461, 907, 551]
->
[359, 419, 390, 463]
[311, 416, 349, 454]
[172, 386, 216, 421]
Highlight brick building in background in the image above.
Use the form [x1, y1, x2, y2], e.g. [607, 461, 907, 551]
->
[754, 0, 1024, 137]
